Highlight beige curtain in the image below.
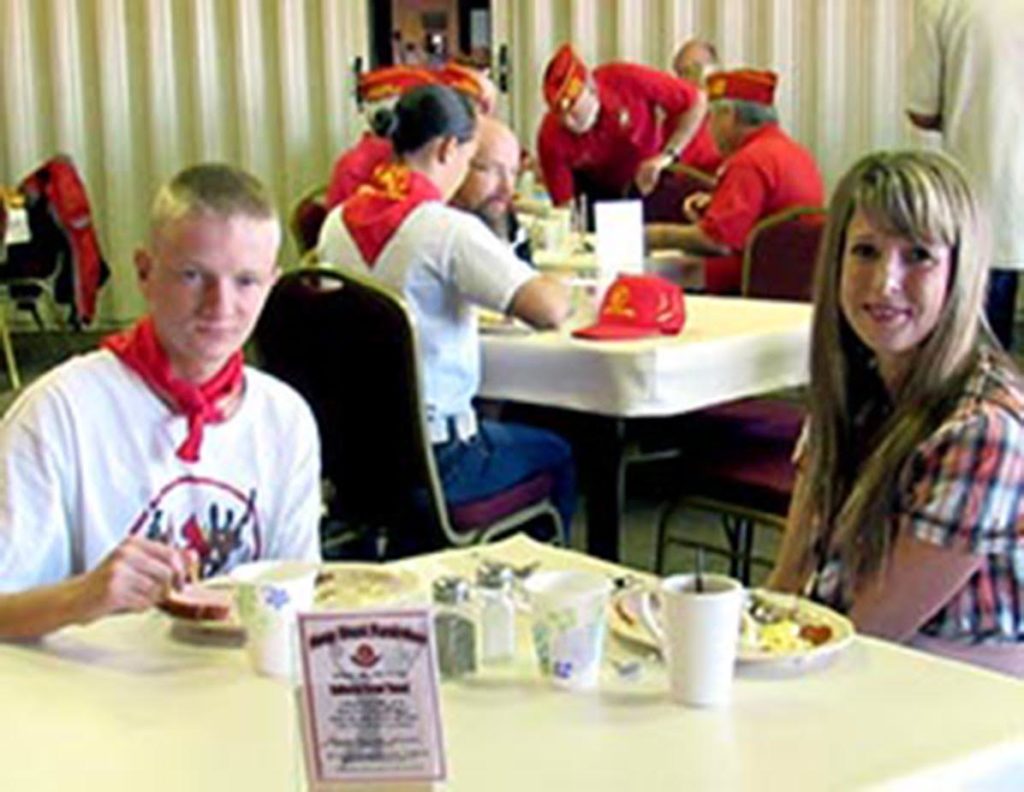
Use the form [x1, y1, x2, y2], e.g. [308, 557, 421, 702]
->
[2, 0, 925, 324]
[495, 0, 920, 191]
[0, 0, 368, 323]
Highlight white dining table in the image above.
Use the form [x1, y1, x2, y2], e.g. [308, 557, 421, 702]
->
[2, 536, 1021, 791]
[478, 295, 812, 560]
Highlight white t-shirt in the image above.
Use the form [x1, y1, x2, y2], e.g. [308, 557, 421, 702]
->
[318, 201, 535, 441]
[906, 0, 1024, 270]
[0, 351, 322, 591]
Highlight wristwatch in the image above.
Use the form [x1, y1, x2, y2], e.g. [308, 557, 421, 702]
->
[662, 143, 682, 160]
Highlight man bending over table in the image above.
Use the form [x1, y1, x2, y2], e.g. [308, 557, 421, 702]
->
[536, 44, 711, 210]
[0, 163, 322, 639]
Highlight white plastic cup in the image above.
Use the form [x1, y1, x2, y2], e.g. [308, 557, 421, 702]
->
[549, 207, 573, 249]
[232, 561, 317, 679]
[642, 574, 744, 707]
[524, 570, 612, 690]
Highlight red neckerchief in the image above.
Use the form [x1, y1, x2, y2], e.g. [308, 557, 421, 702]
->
[342, 162, 441, 266]
[101, 317, 244, 463]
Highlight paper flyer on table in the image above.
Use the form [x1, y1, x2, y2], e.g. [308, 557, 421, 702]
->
[595, 200, 644, 277]
[297, 610, 446, 788]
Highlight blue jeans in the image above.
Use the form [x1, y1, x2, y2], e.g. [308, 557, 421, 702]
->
[433, 419, 577, 537]
[985, 269, 1018, 350]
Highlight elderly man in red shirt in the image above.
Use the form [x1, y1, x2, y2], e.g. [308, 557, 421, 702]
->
[646, 69, 824, 294]
[536, 44, 713, 211]
[325, 63, 496, 210]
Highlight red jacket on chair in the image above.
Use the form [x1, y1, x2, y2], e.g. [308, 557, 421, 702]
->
[19, 155, 109, 325]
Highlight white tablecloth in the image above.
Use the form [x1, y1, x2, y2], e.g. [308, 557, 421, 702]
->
[2, 537, 1021, 791]
[480, 295, 812, 417]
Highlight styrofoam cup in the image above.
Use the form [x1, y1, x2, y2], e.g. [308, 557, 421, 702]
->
[524, 570, 612, 690]
[232, 561, 317, 679]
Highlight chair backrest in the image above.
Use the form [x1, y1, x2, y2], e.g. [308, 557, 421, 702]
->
[252, 265, 452, 555]
[637, 163, 716, 223]
[741, 206, 826, 301]
[288, 184, 328, 255]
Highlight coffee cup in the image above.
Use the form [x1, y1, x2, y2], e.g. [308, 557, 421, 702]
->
[639, 574, 744, 707]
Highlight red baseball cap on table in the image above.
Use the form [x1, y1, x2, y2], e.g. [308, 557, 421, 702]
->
[543, 44, 589, 113]
[572, 275, 686, 341]
[706, 69, 778, 106]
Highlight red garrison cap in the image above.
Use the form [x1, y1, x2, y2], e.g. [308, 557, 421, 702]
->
[706, 69, 778, 105]
[572, 275, 686, 341]
[436, 61, 485, 104]
[543, 44, 589, 113]
[358, 66, 438, 103]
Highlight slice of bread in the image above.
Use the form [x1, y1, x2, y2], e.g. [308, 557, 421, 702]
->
[159, 584, 233, 622]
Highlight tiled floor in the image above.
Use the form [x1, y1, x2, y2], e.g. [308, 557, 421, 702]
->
[0, 327, 779, 586]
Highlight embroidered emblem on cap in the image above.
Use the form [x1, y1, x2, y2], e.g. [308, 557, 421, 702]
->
[572, 274, 686, 341]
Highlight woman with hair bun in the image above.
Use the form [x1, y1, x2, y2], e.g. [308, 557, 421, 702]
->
[769, 149, 1024, 675]
[317, 84, 576, 546]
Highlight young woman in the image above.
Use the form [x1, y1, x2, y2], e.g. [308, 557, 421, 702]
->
[769, 150, 1024, 675]
[316, 84, 576, 541]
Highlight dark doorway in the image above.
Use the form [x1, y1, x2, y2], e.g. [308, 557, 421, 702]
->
[368, 0, 492, 70]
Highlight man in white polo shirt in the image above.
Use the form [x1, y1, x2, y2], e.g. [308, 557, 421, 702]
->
[906, 0, 1024, 348]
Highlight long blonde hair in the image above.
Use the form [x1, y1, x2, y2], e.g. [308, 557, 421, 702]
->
[800, 150, 996, 591]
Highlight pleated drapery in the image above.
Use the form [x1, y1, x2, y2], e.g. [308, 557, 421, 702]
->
[2, 0, 925, 324]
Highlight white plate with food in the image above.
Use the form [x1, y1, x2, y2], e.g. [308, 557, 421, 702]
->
[477, 309, 534, 336]
[608, 586, 854, 669]
[163, 564, 421, 642]
[314, 563, 422, 609]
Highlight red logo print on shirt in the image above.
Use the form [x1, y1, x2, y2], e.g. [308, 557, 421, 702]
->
[128, 475, 262, 578]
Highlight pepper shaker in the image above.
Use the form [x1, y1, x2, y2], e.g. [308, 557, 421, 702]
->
[432, 576, 478, 679]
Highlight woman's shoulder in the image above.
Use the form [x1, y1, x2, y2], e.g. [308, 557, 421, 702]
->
[925, 352, 1024, 455]
[957, 351, 1024, 425]
[406, 203, 505, 250]
[409, 201, 484, 229]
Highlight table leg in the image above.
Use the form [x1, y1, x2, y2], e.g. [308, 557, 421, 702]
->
[584, 416, 627, 561]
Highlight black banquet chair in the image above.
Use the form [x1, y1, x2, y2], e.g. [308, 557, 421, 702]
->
[252, 265, 565, 559]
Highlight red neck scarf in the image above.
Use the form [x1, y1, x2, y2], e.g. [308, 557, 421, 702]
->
[342, 163, 442, 266]
[101, 318, 244, 463]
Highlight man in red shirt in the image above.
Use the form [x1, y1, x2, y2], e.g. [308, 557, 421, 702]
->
[536, 44, 709, 210]
[325, 63, 496, 210]
[646, 69, 824, 294]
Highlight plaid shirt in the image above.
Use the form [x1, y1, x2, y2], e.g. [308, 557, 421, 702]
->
[813, 352, 1024, 644]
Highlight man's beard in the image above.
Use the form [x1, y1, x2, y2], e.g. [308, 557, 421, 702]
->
[471, 201, 510, 241]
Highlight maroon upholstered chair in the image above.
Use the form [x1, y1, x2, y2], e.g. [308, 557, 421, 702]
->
[635, 163, 716, 223]
[253, 265, 564, 559]
[655, 207, 821, 581]
[741, 206, 826, 301]
[654, 399, 803, 582]
[288, 184, 329, 255]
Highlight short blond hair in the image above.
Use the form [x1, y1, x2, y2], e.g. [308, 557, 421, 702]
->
[150, 163, 276, 240]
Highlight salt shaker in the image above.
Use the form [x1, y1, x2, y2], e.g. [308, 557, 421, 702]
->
[432, 576, 477, 679]
[476, 563, 517, 664]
